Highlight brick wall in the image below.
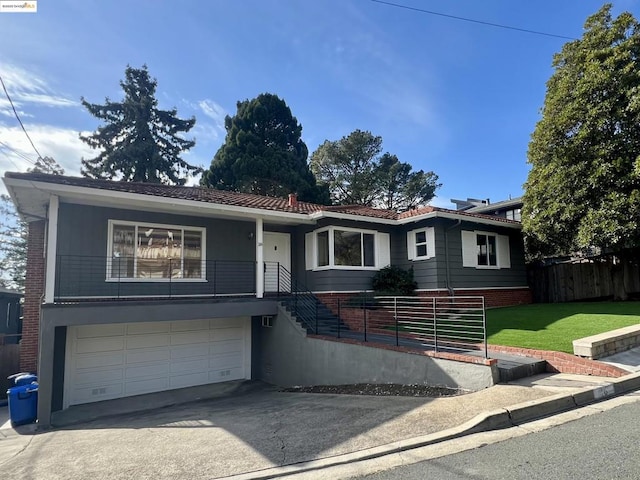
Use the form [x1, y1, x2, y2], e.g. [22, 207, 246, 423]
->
[21, 220, 45, 373]
[316, 287, 532, 311]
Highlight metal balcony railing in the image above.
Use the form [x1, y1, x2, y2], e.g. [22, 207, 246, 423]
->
[54, 255, 258, 300]
[319, 295, 488, 358]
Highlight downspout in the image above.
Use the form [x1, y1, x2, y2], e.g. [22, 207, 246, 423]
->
[444, 219, 461, 296]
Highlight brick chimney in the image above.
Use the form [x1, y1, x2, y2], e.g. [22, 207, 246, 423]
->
[288, 193, 298, 208]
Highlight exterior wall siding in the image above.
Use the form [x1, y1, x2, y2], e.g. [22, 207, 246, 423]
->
[55, 203, 257, 298]
[293, 219, 395, 292]
[22, 220, 46, 372]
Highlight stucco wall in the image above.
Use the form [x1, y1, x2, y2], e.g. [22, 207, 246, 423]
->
[257, 306, 498, 391]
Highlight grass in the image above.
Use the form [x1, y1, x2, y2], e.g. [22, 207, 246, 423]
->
[486, 301, 640, 353]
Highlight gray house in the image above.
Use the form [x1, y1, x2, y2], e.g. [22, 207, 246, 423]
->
[0, 287, 22, 344]
[3, 172, 530, 427]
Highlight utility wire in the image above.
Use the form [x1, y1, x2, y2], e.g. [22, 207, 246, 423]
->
[0, 139, 37, 165]
[370, 0, 577, 41]
[0, 150, 25, 171]
[0, 74, 44, 160]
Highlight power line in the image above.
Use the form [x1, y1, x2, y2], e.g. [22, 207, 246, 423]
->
[0, 150, 25, 171]
[0, 139, 37, 165]
[0, 75, 44, 160]
[370, 0, 577, 41]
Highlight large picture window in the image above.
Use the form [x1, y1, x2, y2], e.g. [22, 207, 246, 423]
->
[108, 220, 205, 280]
[305, 227, 389, 270]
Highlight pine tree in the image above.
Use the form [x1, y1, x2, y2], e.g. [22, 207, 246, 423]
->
[80, 65, 199, 185]
[201, 93, 327, 203]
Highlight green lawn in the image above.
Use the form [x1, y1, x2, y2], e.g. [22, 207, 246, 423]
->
[486, 302, 640, 353]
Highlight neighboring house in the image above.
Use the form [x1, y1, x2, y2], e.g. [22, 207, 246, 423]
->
[3, 172, 531, 427]
[452, 196, 523, 222]
[0, 287, 22, 344]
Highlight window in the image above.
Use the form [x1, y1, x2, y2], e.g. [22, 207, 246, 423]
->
[461, 230, 510, 269]
[476, 233, 497, 267]
[505, 209, 522, 222]
[108, 221, 205, 280]
[407, 227, 435, 260]
[305, 227, 389, 270]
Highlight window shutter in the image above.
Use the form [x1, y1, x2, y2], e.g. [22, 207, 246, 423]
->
[426, 227, 436, 259]
[497, 234, 511, 269]
[406, 230, 416, 260]
[305, 232, 314, 270]
[377, 232, 391, 267]
[461, 230, 476, 267]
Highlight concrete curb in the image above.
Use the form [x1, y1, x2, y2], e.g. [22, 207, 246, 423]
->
[223, 371, 640, 480]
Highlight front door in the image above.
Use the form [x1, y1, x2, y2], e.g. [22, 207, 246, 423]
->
[263, 232, 291, 293]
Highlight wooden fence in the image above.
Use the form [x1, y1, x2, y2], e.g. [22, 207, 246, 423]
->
[528, 259, 640, 303]
[0, 342, 20, 399]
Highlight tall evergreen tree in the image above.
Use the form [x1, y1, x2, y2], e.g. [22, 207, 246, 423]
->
[80, 65, 199, 185]
[201, 93, 326, 203]
[523, 4, 640, 298]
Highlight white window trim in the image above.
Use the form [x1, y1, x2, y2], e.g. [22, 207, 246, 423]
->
[407, 227, 435, 261]
[309, 226, 383, 271]
[475, 231, 499, 269]
[462, 230, 510, 270]
[106, 219, 207, 282]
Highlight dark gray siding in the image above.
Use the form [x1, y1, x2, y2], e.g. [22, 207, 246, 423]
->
[445, 220, 527, 289]
[292, 218, 395, 292]
[55, 203, 257, 298]
[52, 326, 66, 412]
[0, 295, 22, 341]
[394, 220, 443, 290]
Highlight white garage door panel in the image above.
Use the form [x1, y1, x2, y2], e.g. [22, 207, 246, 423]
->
[125, 378, 169, 396]
[126, 333, 170, 349]
[66, 318, 250, 407]
[171, 331, 210, 346]
[76, 336, 124, 354]
[126, 322, 170, 335]
[75, 367, 123, 386]
[76, 324, 125, 338]
[171, 344, 209, 359]
[77, 352, 124, 369]
[171, 319, 212, 332]
[74, 383, 124, 403]
[126, 348, 171, 364]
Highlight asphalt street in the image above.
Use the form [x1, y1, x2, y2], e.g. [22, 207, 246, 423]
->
[355, 401, 640, 480]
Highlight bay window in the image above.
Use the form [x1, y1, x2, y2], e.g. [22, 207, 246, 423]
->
[305, 227, 389, 270]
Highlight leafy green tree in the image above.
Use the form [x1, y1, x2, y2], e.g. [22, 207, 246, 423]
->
[31, 156, 64, 175]
[310, 130, 439, 208]
[0, 156, 65, 289]
[80, 65, 199, 185]
[201, 93, 326, 203]
[523, 4, 640, 298]
[0, 195, 27, 290]
[310, 130, 383, 206]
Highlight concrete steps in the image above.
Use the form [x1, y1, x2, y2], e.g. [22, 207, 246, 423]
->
[493, 353, 547, 382]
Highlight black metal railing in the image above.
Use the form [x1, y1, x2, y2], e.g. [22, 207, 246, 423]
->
[317, 295, 488, 358]
[55, 255, 257, 300]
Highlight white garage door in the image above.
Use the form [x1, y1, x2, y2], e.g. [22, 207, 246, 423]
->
[64, 317, 251, 407]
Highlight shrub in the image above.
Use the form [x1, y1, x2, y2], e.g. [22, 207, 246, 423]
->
[371, 266, 417, 296]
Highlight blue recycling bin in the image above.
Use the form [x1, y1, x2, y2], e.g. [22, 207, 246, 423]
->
[7, 372, 37, 387]
[7, 384, 38, 427]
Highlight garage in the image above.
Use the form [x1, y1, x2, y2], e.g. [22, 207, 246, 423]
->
[64, 317, 251, 407]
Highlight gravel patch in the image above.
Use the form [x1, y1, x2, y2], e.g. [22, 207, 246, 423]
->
[281, 383, 466, 397]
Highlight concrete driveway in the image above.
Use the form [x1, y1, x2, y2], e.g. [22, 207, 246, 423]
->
[0, 381, 579, 479]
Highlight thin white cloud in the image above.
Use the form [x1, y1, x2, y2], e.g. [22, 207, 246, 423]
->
[0, 124, 95, 177]
[0, 64, 77, 111]
[429, 195, 455, 209]
[197, 99, 226, 126]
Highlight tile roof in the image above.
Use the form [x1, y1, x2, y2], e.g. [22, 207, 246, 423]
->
[4, 172, 520, 226]
[5, 172, 323, 214]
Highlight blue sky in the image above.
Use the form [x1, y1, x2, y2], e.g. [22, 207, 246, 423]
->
[0, 0, 637, 207]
